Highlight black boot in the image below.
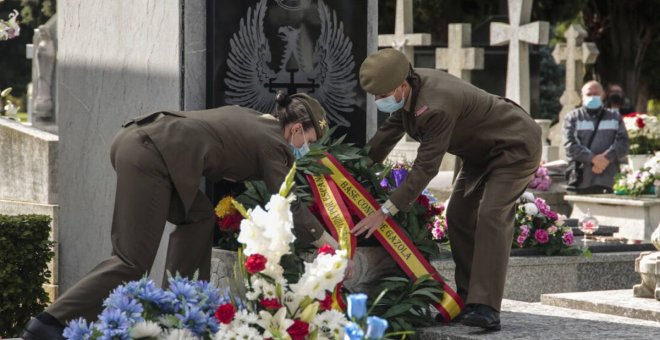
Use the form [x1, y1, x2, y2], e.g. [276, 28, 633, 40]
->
[21, 312, 65, 340]
[436, 304, 474, 323]
[461, 304, 501, 331]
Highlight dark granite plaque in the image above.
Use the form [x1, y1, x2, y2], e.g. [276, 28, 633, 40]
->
[207, 0, 368, 144]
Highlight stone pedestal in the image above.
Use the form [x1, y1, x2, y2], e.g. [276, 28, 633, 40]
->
[634, 251, 660, 300]
[0, 118, 59, 301]
[388, 137, 457, 172]
[565, 194, 660, 242]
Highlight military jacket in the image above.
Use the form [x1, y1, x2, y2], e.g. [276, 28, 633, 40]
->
[368, 68, 542, 212]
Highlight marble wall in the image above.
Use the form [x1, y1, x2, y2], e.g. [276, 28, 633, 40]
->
[56, 0, 206, 291]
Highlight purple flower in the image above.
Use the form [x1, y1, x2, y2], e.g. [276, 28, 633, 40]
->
[392, 167, 409, 188]
[534, 229, 550, 244]
[562, 231, 574, 246]
[379, 177, 389, 190]
[534, 198, 558, 220]
[517, 234, 527, 247]
[519, 224, 531, 237]
[536, 166, 548, 177]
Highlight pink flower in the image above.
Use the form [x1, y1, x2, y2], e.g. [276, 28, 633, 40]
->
[562, 231, 574, 245]
[547, 226, 558, 234]
[519, 224, 531, 237]
[517, 234, 527, 247]
[534, 229, 550, 244]
[535, 198, 558, 220]
[432, 226, 445, 240]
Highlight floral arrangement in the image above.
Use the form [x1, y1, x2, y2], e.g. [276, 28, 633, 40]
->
[0, 9, 20, 41]
[623, 112, 660, 155]
[614, 155, 659, 196]
[527, 165, 552, 191]
[64, 167, 393, 340]
[63, 275, 229, 339]
[513, 192, 585, 256]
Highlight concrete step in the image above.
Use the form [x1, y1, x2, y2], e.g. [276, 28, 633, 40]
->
[415, 299, 660, 339]
[541, 289, 660, 323]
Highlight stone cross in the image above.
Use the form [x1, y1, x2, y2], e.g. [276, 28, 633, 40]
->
[548, 23, 599, 158]
[378, 0, 431, 66]
[490, 0, 549, 112]
[436, 23, 484, 82]
[552, 24, 599, 122]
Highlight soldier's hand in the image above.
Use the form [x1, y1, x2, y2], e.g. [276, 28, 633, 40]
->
[351, 210, 387, 239]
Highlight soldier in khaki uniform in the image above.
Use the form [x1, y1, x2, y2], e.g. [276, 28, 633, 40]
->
[23, 93, 339, 339]
[353, 49, 541, 330]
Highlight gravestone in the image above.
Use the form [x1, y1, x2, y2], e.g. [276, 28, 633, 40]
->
[490, 0, 549, 113]
[378, 0, 431, 66]
[548, 24, 599, 159]
[436, 23, 484, 82]
[56, 0, 206, 291]
[208, 0, 374, 145]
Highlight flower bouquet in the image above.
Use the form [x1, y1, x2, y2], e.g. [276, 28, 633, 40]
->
[527, 165, 552, 191]
[614, 155, 659, 196]
[513, 192, 586, 256]
[623, 112, 659, 155]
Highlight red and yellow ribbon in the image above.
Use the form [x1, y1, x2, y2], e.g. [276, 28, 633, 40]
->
[308, 153, 464, 321]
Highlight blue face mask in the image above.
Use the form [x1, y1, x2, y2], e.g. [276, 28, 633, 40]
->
[375, 88, 405, 113]
[583, 95, 602, 110]
[290, 129, 310, 160]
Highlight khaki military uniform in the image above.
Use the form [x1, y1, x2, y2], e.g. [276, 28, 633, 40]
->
[368, 69, 541, 310]
[48, 106, 323, 323]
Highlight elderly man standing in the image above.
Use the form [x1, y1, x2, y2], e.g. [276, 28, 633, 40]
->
[563, 80, 629, 194]
[352, 49, 541, 331]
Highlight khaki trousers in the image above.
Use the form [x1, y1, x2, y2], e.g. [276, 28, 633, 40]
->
[47, 125, 215, 323]
[446, 162, 538, 311]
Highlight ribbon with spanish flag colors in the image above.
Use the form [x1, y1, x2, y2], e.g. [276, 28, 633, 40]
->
[306, 153, 464, 322]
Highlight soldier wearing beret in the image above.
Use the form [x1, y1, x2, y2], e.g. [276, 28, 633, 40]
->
[353, 49, 541, 330]
[23, 92, 339, 339]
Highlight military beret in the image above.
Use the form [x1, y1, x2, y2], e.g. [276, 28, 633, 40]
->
[290, 93, 328, 138]
[360, 48, 411, 95]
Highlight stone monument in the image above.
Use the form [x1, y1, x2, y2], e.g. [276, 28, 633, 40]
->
[31, 15, 57, 133]
[490, 0, 549, 113]
[436, 23, 484, 82]
[633, 225, 660, 300]
[548, 24, 599, 159]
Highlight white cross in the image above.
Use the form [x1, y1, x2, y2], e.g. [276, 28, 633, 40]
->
[490, 0, 549, 112]
[378, 0, 431, 66]
[552, 24, 599, 119]
[436, 23, 484, 82]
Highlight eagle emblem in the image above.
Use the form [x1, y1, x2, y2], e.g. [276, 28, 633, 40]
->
[224, 0, 357, 127]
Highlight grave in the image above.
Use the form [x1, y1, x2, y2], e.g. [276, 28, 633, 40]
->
[565, 194, 660, 243]
[0, 118, 59, 301]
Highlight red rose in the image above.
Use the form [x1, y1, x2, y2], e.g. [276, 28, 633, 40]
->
[416, 194, 430, 209]
[287, 320, 310, 340]
[636, 116, 645, 129]
[319, 292, 333, 311]
[220, 212, 243, 232]
[245, 254, 267, 274]
[318, 243, 336, 255]
[215, 303, 235, 324]
[259, 298, 283, 310]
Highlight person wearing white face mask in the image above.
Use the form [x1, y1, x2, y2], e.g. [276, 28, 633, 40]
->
[355, 48, 542, 331]
[563, 80, 629, 194]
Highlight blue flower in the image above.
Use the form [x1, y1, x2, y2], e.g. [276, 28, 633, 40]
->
[175, 304, 207, 336]
[365, 316, 388, 339]
[347, 293, 368, 320]
[344, 322, 365, 340]
[103, 296, 144, 322]
[168, 276, 200, 306]
[98, 308, 130, 340]
[193, 281, 229, 311]
[134, 279, 168, 310]
[63, 318, 94, 340]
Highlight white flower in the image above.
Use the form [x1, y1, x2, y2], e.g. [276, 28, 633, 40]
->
[312, 310, 347, 339]
[233, 325, 264, 340]
[523, 203, 539, 216]
[130, 321, 162, 339]
[0, 10, 20, 41]
[518, 192, 535, 203]
[257, 307, 294, 339]
[161, 328, 197, 340]
[555, 214, 567, 227]
[291, 250, 347, 301]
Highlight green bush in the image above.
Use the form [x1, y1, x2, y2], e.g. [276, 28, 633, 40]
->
[0, 214, 54, 338]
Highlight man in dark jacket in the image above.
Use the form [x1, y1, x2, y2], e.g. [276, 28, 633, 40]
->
[563, 81, 629, 193]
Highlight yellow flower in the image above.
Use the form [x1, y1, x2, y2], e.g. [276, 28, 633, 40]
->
[215, 196, 236, 218]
